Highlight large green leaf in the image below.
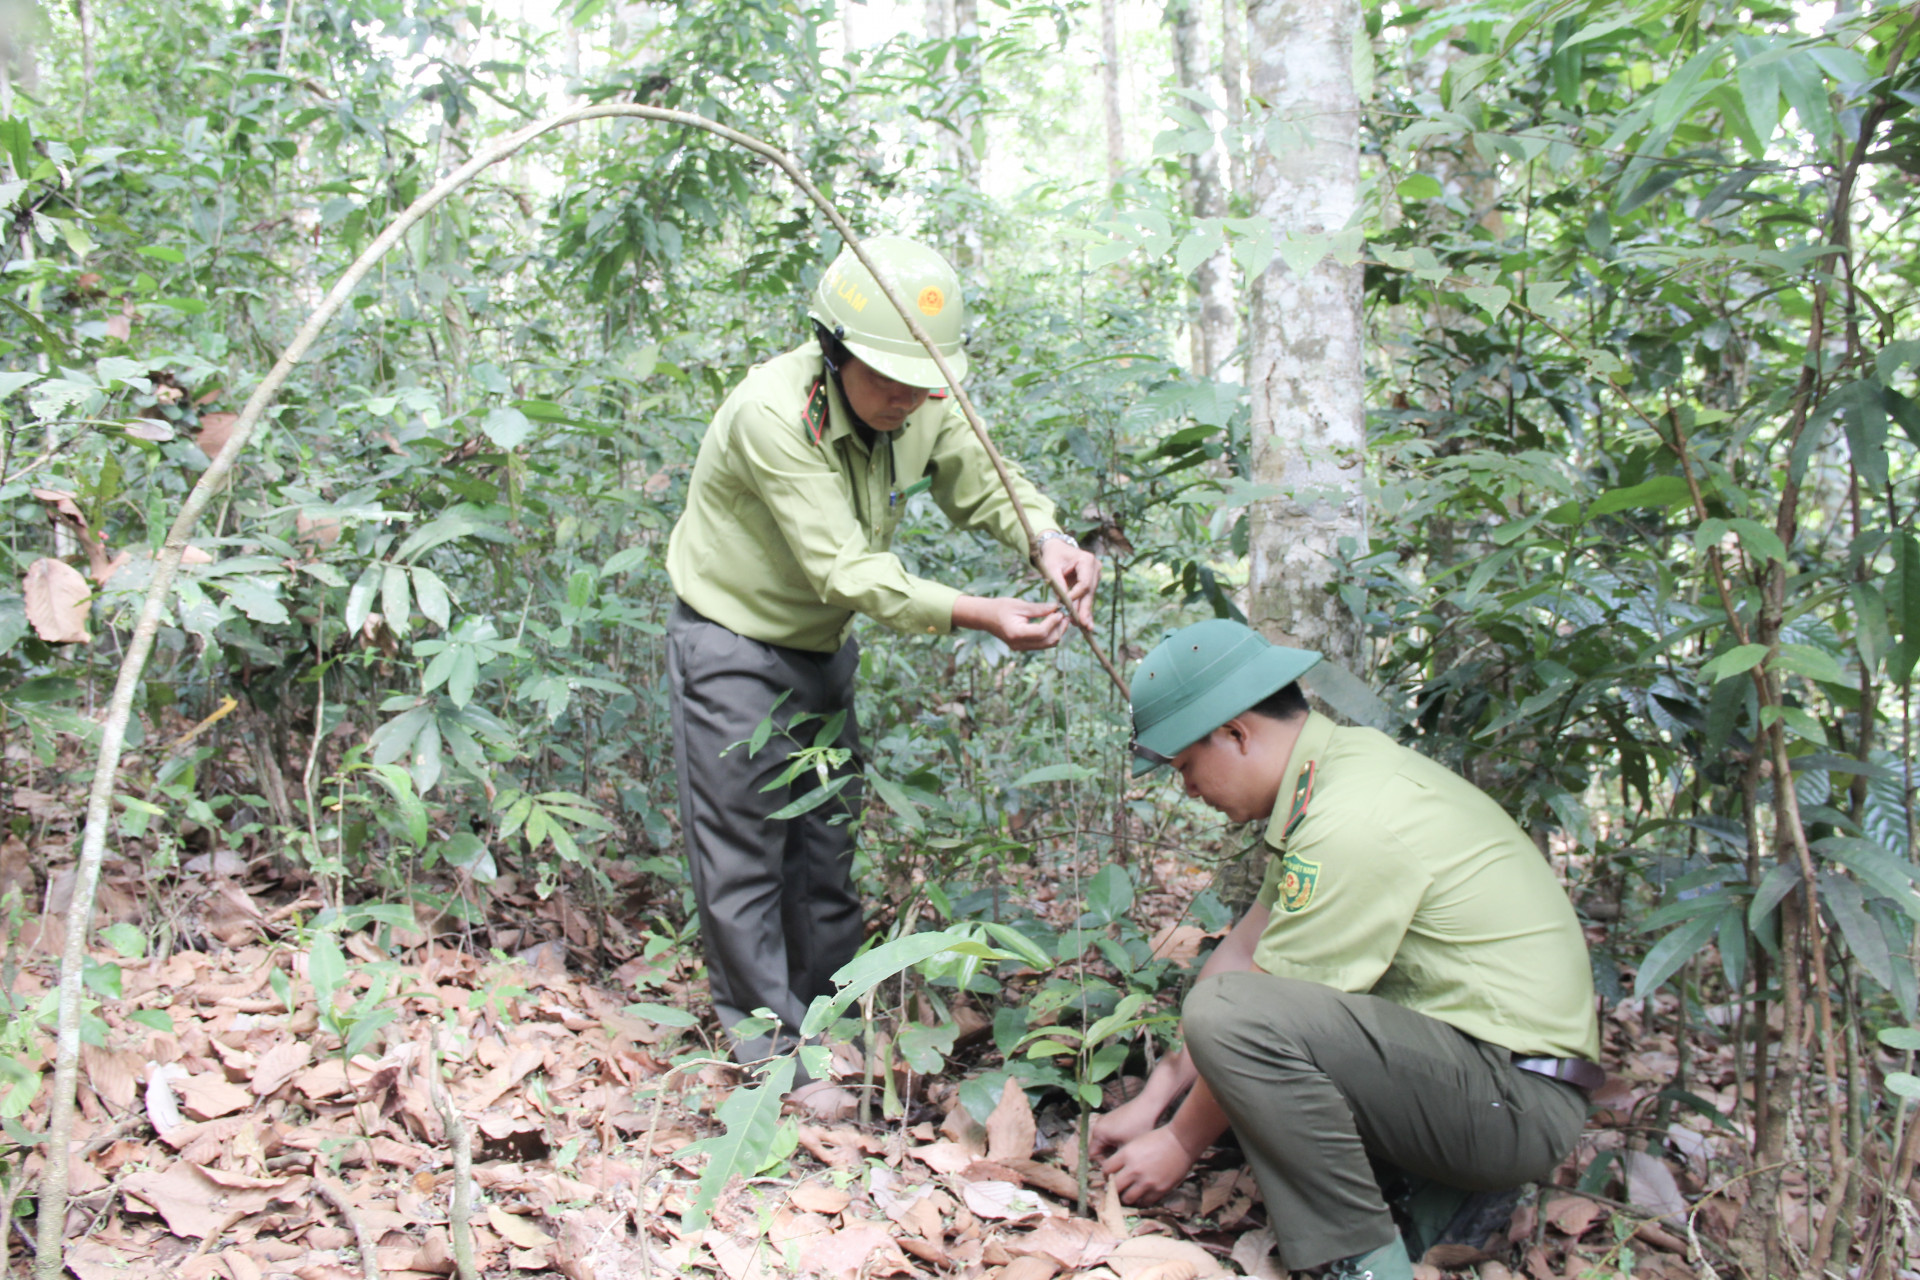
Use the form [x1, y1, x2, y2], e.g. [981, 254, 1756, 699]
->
[680, 1055, 796, 1231]
[1634, 909, 1732, 999]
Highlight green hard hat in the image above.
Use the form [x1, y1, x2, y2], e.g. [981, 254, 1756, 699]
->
[808, 236, 969, 389]
[1129, 620, 1321, 777]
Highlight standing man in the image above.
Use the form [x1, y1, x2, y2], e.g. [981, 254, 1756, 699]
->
[665, 236, 1099, 1105]
[1095, 620, 1600, 1280]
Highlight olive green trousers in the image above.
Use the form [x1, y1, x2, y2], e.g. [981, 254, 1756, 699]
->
[1184, 973, 1588, 1271]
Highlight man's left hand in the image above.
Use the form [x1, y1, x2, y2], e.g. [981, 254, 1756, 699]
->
[1099, 1125, 1199, 1206]
[1037, 537, 1100, 631]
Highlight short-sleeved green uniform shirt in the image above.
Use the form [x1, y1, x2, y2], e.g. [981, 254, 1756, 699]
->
[666, 341, 1059, 654]
[1254, 712, 1602, 1062]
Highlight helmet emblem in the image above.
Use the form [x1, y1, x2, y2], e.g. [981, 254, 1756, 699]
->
[917, 286, 945, 316]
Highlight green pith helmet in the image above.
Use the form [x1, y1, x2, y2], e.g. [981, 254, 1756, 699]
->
[1129, 619, 1321, 777]
[808, 236, 969, 389]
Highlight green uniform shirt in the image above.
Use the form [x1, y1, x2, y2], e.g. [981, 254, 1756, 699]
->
[1253, 712, 1602, 1062]
[666, 341, 1060, 653]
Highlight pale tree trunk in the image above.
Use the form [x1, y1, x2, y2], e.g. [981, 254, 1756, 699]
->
[951, 0, 983, 269]
[1168, 0, 1237, 380]
[1244, 0, 1365, 671]
[1098, 0, 1125, 189]
[1220, 0, 1248, 197]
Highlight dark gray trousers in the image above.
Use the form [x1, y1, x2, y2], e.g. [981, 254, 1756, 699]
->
[1184, 973, 1587, 1271]
[665, 602, 866, 1069]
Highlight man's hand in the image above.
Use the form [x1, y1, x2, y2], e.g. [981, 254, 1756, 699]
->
[953, 596, 1070, 650]
[1036, 537, 1100, 630]
[1090, 1092, 1163, 1159]
[1099, 1126, 1203, 1206]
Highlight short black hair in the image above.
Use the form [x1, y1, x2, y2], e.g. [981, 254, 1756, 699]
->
[1246, 681, 1309, 722]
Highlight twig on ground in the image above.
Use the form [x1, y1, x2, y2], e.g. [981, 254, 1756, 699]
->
[425, 1038, 477, 1280]
[314, 1174, 382, 1280]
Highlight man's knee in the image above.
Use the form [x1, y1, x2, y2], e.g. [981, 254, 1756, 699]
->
[1184, 973, 1348, 1070]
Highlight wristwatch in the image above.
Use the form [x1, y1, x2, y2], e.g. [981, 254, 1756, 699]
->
[1031, 530, 1079, 562]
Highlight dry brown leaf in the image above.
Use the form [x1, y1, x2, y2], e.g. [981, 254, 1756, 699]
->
[121, 1164, 302, 1239]
[995, 1257, 1061, 1280]
[961, 1180, 1051, 1223]
[1623, 1149, 1688, 1220]
[24, 557, 92, 643]
[795, 1223, 908, 1280]
[1006, 1157, 1080, 1200]
[1228, 1227, 1283, 1280]
[704, 1231, 780, 1280]
[175, 1071, 253, 1121]
[1105, 1236, 1228, 1280]
[1543, 1195, 1605, 1238]
[1477, 1264, 1515, 1280]
[789, 1180, 851, 1215]
[81, 1044, 139, 1112]
[250, 1040, 313, 1096]
[1006, 1216, 1115, 1269]
[906, 1140, 978, 1174]
[487, 1205, 556, 1249]
[1131, 1263, 1198, 1280]
[985, 1076, 1037, 1162]
[1097, 1176, 1129, 1239]
[1147, 922, 1217, 964]
[198, 412, 239, 458]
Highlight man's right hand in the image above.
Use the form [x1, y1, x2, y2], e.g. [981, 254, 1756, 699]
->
[1099, 1125, 1203, 1206]
[953, 595, 1070, 651]
[1090, 1092, 1163, 1158]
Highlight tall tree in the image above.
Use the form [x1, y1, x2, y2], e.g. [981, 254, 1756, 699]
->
[1097, 0, 1124, 188]
[1243, 0, 1363, 668]
[1167, 0, 1236, 380]
[1219, 0, 1247, 197]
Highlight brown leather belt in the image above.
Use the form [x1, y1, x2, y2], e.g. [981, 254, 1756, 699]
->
[1513, 1056, 1606, 1095]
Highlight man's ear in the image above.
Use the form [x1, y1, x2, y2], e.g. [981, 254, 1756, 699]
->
[1220, 717, 1254, 752]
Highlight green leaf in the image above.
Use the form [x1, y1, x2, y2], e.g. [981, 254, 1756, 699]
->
[482, 406, 533, 449]
[82, 959, 122, 1000]
[1634, 909, 1729, 998]
[346, 563, 382, 635]
[1887, 533, 1920, 642]
[1821, 871, 1893, 991]
[866, 771, 923, 833]
[410, 568, 452, 631]
[381, 564, 412, 638]
[0, 1055, 40, 1119]
[1396, 174, 1443, 201]
[766, 774, 853, 821]
[1701, 644, 1769, 683]
[623, 1003, 699, 1028]
[1878, 1027, 1920, 1052]
[309, 931, 347, 1007]
[801, 929, 999, 1037]
[1086, 864, 1134, 924]
[1888, 1073, 1920, 1100]
[129, 1009, 175, 1033]
[1773, 643, 1847, 686]
[1588, 476, 1692, 518]
[600, 545, 649, 578]
[979, 921, 1055, 970]
[1820, 380, 1890, 490]
[99, 921, 147, 959]
[681, 1057, 796, 1231]
[1011, 762, 1096, 787]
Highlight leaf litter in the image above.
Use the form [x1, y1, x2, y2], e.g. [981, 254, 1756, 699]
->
[1, 844, 1762, 1280]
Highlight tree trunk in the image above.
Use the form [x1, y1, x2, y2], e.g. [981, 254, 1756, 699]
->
[1169, 0, 1237, 380]
[1243, 0, 1365, 670]
[1098, 0, 1125, 189]
[1220, 0, 1248, 197]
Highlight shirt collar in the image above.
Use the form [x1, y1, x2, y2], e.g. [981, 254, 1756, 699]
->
[1263, 710, 1335, 850]
[803, 339, 935, 450]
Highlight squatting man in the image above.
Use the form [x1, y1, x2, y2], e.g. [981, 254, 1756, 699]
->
[1092, 620, 1603, 1280]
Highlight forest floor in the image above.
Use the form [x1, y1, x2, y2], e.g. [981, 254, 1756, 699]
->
[2, 804, 1754, 1280]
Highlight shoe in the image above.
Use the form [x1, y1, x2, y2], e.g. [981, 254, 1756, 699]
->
[1322, 1239, 1415, 1280]
[1386, 1172, 1523, 1260]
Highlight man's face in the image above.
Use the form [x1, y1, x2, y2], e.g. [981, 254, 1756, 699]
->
[841, 357, 931, 432]
[1168, 720, 1283, 825]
